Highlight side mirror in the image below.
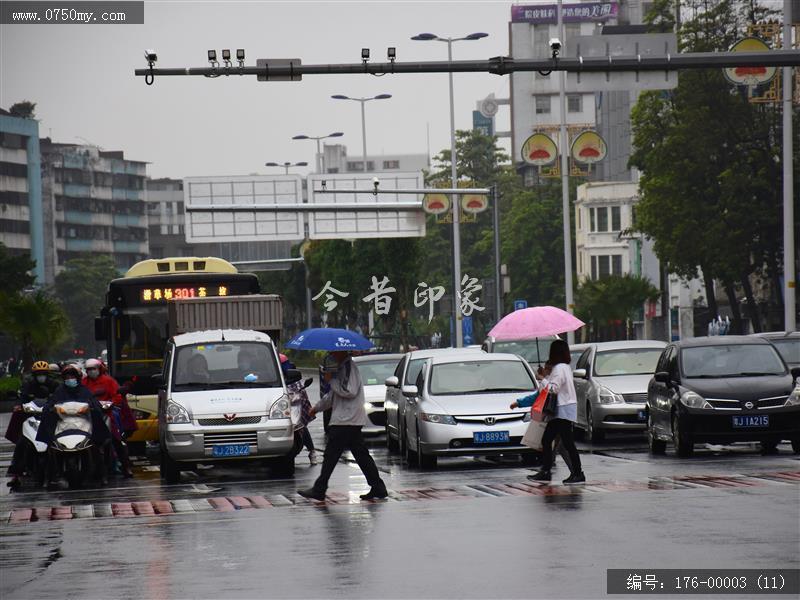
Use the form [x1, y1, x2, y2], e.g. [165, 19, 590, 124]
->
[401, 385, 418, 398]
[151, 373, 164, 384]
[303, 377, 314, 389]
[791, 367, 800, 381]
[385, 376, 399, 388]
[573, 368, 587, 379]
[654, 371, 670, 384]
[284, 368, 302, 385]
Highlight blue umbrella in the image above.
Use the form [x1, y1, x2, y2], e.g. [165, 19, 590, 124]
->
[285, 328, 374, 351]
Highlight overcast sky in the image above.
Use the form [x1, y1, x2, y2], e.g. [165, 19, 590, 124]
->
[2, 0, 519, 179]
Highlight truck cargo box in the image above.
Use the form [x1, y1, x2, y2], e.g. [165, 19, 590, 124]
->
[167, 294, 283, 338]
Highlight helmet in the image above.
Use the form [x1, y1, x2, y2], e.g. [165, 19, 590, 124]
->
[85, 358, 102, 370]
[279, 353, 288, 364]
[32, 360, 50, 373]
[61, 365, 81, 379]
[49, 363, 60, 372]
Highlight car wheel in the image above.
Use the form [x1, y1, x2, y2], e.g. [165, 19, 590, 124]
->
[586, 403, 605, 443]
[647, 414, 666, 455]
[792, 438, 800, 455]
[398, 421, 407, 457]
[416, 429, 437, 469]
[404, 427, 418, 465]
[759, 440, 779, 455]
[672, 413, 694, 457]
[520, 451, 541, 466]
[270, 454, 295, 477]
[160, 448, 181, 484]
[385, 423, 398, 452]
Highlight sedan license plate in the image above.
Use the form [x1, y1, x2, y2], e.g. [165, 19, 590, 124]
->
[212, 443, 250, 457]
[732, 415, 769, 428]
[473, 430, 510, 444]
[637, 410, 647, 421]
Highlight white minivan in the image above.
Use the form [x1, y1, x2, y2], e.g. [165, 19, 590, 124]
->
[157, 329, 299, 483]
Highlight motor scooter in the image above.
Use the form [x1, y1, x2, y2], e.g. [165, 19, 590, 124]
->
[19, 400, 48, 485]
[47, 401, 94, 489]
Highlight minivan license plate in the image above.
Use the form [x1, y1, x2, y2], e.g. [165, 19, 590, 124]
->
[473, 431, 510, 444]
[212, 443, 250, 457]
[732, 415, 769, 428]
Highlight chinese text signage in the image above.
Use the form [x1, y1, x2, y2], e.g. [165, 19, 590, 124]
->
[511, 2, 618, 23]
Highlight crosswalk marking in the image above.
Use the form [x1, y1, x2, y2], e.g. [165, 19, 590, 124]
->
[2, 469, 797, 526]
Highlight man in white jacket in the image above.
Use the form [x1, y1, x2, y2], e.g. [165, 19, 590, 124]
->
[298, 351, 388, 501]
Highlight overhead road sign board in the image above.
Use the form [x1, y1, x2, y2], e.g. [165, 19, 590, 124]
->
[184, 175, 305, 243]
[307, 172, 426, 240]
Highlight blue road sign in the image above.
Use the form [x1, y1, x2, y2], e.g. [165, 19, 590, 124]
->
[462, 316, 474, 345]
[514, 299, 528, 311]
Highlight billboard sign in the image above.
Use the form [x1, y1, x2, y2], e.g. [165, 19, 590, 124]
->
[184, 175, 304, 243]
[571, 130, 607, 164]
[307, 171, 426, 240]
[472, 110, 495, 136]
[521, 133, 558, 166]
[511, 2, 618, 23]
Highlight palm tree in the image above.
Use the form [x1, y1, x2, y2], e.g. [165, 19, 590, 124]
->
[0, 290, 71, 369]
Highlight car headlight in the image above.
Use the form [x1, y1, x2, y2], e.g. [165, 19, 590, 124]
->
[597, 385, 625, 405]
[680, 391, 712, 409]
[420, 412, 456, 425]
[166, 400, 190, 424]
[269, 395, 291, 420]
[785, 385, 800, 407]
[522, 411, 532, 422]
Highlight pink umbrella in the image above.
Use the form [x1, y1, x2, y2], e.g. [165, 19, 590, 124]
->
[488, 306, 585, 340]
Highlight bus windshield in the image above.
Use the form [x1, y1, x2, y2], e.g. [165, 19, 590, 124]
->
[112, 307, 169, 381]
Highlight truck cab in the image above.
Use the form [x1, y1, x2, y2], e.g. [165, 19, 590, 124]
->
[158, 329, 299, 482]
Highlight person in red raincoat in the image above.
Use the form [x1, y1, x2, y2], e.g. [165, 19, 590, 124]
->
[82, 358, 136, 478]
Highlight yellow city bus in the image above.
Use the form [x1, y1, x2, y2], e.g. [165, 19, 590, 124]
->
[95, 257, 260, 448]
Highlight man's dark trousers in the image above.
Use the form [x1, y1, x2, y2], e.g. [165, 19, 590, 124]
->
[311, 425, 384, 493]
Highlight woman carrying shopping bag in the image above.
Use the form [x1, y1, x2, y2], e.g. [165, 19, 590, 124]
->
[513, 339, 586, 484]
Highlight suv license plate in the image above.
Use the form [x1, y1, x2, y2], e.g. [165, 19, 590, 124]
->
[732, 415, 769, 428]
[212, 443, 251, 457]
[473, 431, 510, 444]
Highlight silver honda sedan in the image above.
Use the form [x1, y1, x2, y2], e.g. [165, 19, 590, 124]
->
[400, 353, 541, 468]
[573, 340, 667, 442]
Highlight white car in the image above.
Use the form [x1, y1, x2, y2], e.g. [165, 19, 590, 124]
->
[399, 352, 541, 468]
[352, 353, 404, 435]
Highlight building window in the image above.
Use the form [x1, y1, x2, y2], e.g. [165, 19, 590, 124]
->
[611, 206, 621, 231]
[535, 96, 551, 114]
[567, 94, 582, 113]
[612, 254, 622, 276]
[597, 207, 608, 232]
[346, 161, 375, 172]
[564, 23, 581, 41]
[589, 207, 595, 232]
[383, 160, 400, 169]
[533, 24, 550, 58]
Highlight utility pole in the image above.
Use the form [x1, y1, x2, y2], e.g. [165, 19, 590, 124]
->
[783, 0, 796, 331]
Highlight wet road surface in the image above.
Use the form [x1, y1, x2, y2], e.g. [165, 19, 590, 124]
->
[1, 385, 798, 599]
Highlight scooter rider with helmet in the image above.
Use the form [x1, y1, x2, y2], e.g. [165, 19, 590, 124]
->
[82, 358, 135, 478]
[4, 360, 59, 488]
[37, 365, 111, 486]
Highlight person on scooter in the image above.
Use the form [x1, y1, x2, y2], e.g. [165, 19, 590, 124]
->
[37, 365, 111, 486]
[4, 360, 59, 488]
[82, 358, 135, 478]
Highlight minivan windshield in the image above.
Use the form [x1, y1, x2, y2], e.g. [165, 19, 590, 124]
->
[682, 344, 787, 378]
[173, 342, 281, 390]
[594, 348, 663, 376]
[430, 360, 535, 395]
[357, 359, 401, 386]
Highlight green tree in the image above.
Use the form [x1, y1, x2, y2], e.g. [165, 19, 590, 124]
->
[0, 290, 71, 368]
[575, 275, 661, 341]
[54, 254, 120, 354]
[9, 101, 36, 119]
[629, 0, 790, 333]
[0, 242, 35, 295]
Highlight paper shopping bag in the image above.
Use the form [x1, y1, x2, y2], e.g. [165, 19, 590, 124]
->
[521, 419, 547, 450]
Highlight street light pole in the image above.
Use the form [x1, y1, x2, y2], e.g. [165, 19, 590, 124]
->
[782, 0, 796, 331]
[265, 161, 308, 174]
[411, 31, 488, 347]
[331, 95, 391, 173]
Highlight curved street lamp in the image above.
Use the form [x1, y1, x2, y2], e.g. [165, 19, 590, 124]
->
[291, 132, 344, 173]
[330, 94, 392, 172]
[411, 31, 488, 348]
[265, 161, 308, 174]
